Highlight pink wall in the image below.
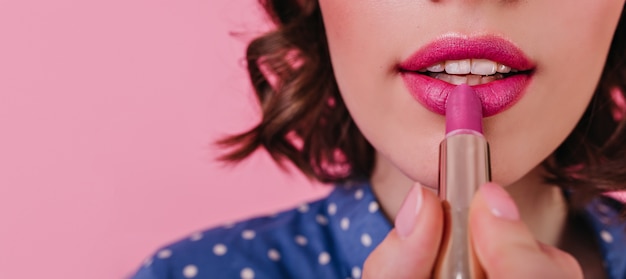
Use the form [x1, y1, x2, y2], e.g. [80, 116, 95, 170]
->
[0, 1, 330, 278]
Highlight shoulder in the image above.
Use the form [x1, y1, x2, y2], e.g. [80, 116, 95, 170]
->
[585, 195, 626, 279]
[586, 195, 625, 234]
[129, 194, 336, 279]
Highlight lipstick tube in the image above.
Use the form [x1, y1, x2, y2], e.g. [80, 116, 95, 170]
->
[434, 84, 490, 279]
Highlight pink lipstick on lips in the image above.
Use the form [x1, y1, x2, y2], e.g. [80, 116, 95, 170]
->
[398, 35, 535, 117]
[435, 84, 490, 279]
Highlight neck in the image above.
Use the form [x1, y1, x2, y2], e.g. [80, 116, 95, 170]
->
[370, 153, 568, 246]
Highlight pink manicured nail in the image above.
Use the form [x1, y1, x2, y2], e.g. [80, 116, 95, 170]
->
[480, 183, 520, 220]
[395, 183, 424, 239]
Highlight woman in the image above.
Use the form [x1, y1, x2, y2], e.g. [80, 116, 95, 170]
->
[132, 1, 626, 278]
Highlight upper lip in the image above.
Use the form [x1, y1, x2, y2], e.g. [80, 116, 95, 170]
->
[397, 35, 535, 72]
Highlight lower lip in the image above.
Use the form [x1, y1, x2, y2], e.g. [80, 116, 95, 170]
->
[400, 72, 532, 117]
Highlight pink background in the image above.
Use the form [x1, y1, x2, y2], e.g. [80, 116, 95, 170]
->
[0, 1, 330, 278]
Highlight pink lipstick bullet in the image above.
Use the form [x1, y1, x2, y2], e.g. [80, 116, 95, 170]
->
[435, 84, 490, 279]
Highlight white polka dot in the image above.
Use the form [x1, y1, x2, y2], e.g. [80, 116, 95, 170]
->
[368, 201, 379, 213]
[143, 257, 153, 267]
[318, 252, 331, 265]
[295, 235, 308, 246]
[242, 230, 256, 240]
[361, 233, 372, 247]
[316, 214, 329, 225]
[268, 249, 281, 261]
[328, 203, 337, 215]
[157, 249, 172, 259]
[352, 266, 362, 278]
[298, 203, 309, 213]
[241, 267, 255, 279]
[183, 265, 198, 278]
[213, 244, 227, 256]
[340, 217, 350, 231]
[601, 230, 614, 243]
[190, 232, 203, 241]
[355, 189, 364, 200]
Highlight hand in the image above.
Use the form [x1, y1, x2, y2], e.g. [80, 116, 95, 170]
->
[362, 182, 583, 279]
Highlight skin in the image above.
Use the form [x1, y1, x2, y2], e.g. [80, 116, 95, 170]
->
[317, 0, 625, 277]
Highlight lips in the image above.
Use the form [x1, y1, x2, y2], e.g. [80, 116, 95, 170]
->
[398, 35, 535, 117]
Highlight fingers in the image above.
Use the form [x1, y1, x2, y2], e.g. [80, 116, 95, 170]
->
[362, 183, 443, 279]
[469, 183, 583, 279]
[537, 242, 583, 274]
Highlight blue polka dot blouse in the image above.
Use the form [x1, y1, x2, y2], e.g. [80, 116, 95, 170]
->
[131, 182, 626, 279]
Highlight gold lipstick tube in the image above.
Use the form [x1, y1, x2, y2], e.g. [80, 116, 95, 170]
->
[434, 133, 491, 279]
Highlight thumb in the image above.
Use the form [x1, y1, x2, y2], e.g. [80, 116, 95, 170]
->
[469, 183, 582, 278]
[363, 183, 443, 279]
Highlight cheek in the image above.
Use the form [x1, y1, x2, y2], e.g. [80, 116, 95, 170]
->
[319, 1, 446, 186]
[318, 0, 379, 44]
[318, 0, 415, 71]
[487, 2, 624, 184]
[537, 2, 622, 78]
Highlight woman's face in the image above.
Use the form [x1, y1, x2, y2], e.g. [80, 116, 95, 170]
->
[318, 1, 624, 188]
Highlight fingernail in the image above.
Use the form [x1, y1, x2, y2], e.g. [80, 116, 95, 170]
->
[395, 183, 424, 239]
[480, 183, 520, 220]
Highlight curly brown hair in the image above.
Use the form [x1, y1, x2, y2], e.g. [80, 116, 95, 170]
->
[217, 0, 626, 207]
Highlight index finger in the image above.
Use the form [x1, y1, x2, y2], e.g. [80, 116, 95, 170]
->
[363, 184, 444, 279]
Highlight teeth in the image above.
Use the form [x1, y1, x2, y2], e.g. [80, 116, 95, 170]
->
[471, 59, 497, 75]
[418, 58, 521, 85]
[481, 75, 497, 83]
[432, 73, 451, 83]
[420, 59, 516, 75]
[466, 75, 482, 86]
[496, 63, 511, 73]
[429, 73, 505, 85]
[426, 62, 445, 72]
[448, 75, 468, 85]
[445, 59, 471, 75]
